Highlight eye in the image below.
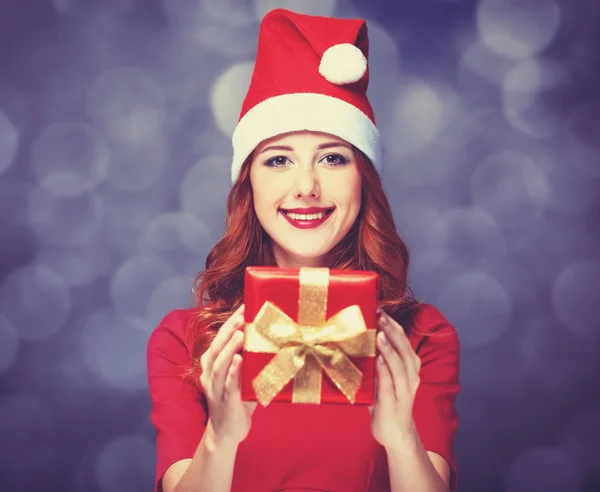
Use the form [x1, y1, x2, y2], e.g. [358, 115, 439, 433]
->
[321, 153, 349, 166]
[264, 155, 290, 168]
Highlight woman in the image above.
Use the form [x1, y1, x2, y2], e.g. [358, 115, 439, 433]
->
[147, 8, 459, 492]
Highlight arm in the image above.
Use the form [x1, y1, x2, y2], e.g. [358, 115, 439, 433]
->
[372, 306, 459, 492]
[385, 426, 451, 492]
[164, 421, 237, 492]
[148, 306, 255, 492]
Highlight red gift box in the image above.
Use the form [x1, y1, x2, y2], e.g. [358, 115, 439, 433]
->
[241, 266, 379, 406]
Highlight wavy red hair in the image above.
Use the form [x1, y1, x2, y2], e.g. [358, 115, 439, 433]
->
[187, 147, 421, 373]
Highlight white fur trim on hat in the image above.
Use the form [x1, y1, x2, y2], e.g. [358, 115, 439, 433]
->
[231, 92, 381, 183]
[319, 43, 367, 85]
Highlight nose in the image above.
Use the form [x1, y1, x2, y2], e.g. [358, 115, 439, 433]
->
[294, 165, 320, 198]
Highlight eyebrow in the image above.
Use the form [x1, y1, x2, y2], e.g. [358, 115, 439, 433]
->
[259, 142, 352, 154]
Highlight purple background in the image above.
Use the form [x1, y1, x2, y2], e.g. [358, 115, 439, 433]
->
[1, 0, 599, 491]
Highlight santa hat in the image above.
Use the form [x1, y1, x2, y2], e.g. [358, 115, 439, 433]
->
[230, 8, 382, 183]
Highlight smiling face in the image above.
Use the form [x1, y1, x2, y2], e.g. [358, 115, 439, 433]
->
[250, 131, 362, 268]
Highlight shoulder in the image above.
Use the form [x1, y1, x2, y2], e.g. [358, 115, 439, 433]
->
[146, 308, 202, 363]
[412, 303, 456, 336]
[399, 302, 459, 359]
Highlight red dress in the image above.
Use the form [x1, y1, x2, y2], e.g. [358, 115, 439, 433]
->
[147, 303, 459, 492]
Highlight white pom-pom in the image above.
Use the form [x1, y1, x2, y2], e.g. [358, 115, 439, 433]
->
[318, 43, 367, 85]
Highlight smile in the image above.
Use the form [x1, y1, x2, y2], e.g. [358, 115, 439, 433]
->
[279, 207, 335, 229]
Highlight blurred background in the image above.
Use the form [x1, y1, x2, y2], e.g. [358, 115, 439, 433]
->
[0, 0, 599, 490]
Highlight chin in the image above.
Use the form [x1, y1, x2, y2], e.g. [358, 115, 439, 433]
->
[281, 243, 331, 260]
[291, 248, 328, 258]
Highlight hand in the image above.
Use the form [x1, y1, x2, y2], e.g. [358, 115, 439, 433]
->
[199, 304, 257, 448]
[369, 309, 422, 453]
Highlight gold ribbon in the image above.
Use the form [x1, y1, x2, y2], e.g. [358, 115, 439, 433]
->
[244, 267, 376, 406]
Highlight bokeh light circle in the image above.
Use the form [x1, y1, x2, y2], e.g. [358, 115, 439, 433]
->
[471, 150, 552, 230]
[50, 0, 135, 15]
[532, 145, 599, 215]
[161, 0, 209, 37]
[409, 248, 467, 302]
[390, 135, 467, 187]
[201, 0, 255, 26]
[0, 109, 19, 175]
[138, 212, 214, 278]
[428, 207, 507, 264]
[501, 58, 566, 137]
[162, 0, 254, 46]
[254, 0, 337, 20]
[37, 244, 112, 287]
[101, 188, 166, 255]
[80, 309, 149, 391]
[87, 67, 166, 146]
[147, 277, 194, 329]
[362, 21, 402, 150]
[390, 187, 457, 243]
[31, 121, 110, 197]
[458, 39, 516, 87]
[389, 81, 444, 155]
[104, 138, 167, 192]
[194, 21, 258, 59]
[552, 260, 600, 339]
[94, 434, 155, 492]
[477, 0, 561, 60]
[27, 185, 104, 247]
[0, 263, 71, 342]
[180, 155, 230, 226]
[109, 255, 176, 331]
[437, 269, 512, 347]
[210, 63, 254, 136]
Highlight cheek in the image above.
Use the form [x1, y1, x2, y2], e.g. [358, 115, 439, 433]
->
[250, 170, 268, 213]
[252, 192, 268, 218]
[252, 185, 278, 219]
[343, 176, 362, 214]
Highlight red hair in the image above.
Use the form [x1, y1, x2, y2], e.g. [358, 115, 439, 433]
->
[187, 148, 421, 372]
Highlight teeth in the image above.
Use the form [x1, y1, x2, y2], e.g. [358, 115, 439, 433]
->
[283, 211, 325, 220]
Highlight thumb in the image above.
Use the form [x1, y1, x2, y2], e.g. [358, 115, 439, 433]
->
[244, 401, 258, 415]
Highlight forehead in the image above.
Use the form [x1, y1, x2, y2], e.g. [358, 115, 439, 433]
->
[255, 130, 349, 151]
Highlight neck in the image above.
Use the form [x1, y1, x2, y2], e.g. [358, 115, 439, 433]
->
[272, 245, 329, 269]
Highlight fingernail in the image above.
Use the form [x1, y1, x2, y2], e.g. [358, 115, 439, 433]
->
[378, 355, 385, 365]
[379, 332, 388, 345]
[379, 314, 387, 327]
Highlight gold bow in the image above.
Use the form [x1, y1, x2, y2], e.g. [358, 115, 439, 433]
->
[244, 267, 376, 406]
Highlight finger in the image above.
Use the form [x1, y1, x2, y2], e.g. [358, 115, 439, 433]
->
[212, 330, 245, 401]
[216, 305, 246, 342]
[244, 401, 258, 415]
[224, 353, 243, 401]
[378, 325, 421, 395]
[378, 313, 419, 376]
[377, 331, 407, 400]
[375, 354, 395, 409]
[202, 305, 245, 375]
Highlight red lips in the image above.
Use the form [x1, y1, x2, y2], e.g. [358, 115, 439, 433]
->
[280, 206, 335, 214]
[279, 208, 335, 229]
